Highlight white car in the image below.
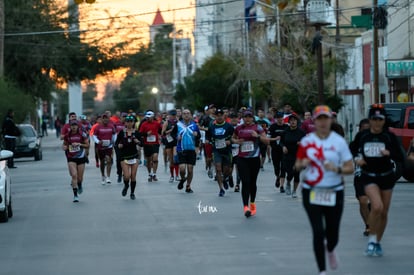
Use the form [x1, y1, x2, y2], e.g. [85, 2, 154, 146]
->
[0, 150, 13, 222]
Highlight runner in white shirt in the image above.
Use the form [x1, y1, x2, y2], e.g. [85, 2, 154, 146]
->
[295, 105, 354, 275]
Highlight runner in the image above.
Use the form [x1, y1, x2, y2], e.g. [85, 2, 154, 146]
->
[139, 110, 162, 182]
[349, 118, 371, 236]
[199, 104, 216, 179]
[280, 114, 305, 198]
[62, 119, 90, 202]
[268, 111, 289, 192]
[350, 104, 405, 257]
[115, 115, 141, 200]
[208, 108, 234, 197]
[232, 109, 268, 217]
[295, 105, 354, 274]
[176, 109, 200, 193]
[161, 109, 179, 183]
[93, 113, 116, 185]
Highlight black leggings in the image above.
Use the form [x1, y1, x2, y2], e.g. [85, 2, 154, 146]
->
[271, 148, 284, 178]
[237, 157, 261, 206]
[302, 188, 344, 272]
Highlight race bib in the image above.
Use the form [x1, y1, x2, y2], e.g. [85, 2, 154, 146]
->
[102, 139, 110, 147]
[364, 142, 385, 157]
[69, 144, 80, 153]
[124, 158, 137, 165]
[215, 138, 226, 149]
[240, 141, 254, 152]
[166, 134, 174, 143]
[310, 189, 336, 206]
[147, 135, 156, 142]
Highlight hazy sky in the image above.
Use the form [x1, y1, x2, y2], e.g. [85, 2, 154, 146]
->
[79, 0, 195, 42]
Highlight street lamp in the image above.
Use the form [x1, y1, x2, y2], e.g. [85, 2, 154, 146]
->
[151, 87, 159, 111]
[306, 0, 331, 104]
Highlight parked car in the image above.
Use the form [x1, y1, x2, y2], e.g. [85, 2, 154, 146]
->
[0, 150, 13, 222]
[15, 124, 43, 161]
[370, 103, 414, 182]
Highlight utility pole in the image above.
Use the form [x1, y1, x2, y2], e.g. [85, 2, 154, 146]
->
[68, 0, 82, 116]
[0, 0, 4, 77]
[373, 0, 379, 103]
[334, 0, 340, 96]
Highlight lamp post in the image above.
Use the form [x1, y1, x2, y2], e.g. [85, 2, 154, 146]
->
[151, 87, 159, 111]
[306, 0, 331, 104]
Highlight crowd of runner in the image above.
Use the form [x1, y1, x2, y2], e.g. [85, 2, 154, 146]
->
[60, 103, 404, 275]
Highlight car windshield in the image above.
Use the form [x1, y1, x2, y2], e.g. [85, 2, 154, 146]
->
[19, 126, 36, 137]
[385, 108, 402, 128]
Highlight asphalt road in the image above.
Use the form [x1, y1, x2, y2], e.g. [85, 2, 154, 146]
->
[1, 133, 414, 275]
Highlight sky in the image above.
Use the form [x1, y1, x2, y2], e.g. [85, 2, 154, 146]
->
[73, 0, 195, 100]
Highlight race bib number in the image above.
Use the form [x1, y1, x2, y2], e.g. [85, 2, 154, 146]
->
[310, 189, 336, 206]
[147, 135, 156, 142]
[69, 144, 80, 153]
[124, 158, 137, 165]
[215, 138, 226, 149]
[240, 141, 254, 152]
[102, 139, 110, 147]
[166, 134, 174, 143]
[364, 142, 385, 157]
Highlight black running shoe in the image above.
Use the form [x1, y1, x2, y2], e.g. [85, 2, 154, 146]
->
[177, 177, 186, 190]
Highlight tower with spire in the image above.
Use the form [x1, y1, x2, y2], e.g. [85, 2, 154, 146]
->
[150, 9, 166, 44]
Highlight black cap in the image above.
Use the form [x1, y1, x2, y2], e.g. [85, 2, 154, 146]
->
[168, 110, 177, 115]
[369, 105, 386, 119]
[215, 109, 224, 115]
[275, 111, 284, 118]
[229, 112, 238, 118]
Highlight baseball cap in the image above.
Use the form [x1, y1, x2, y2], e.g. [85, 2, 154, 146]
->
[275, 111, 284, 118]
[288, 113, 300, 121]
[369, 104, 386, 119]
[145, 111, 155, 118]
[313, 105, 333, 119]
[243, 110, 254, 117]
[215, 109, 224, 115]
[229, 112, 238, 118]
[168, 109, 177, 116]
[208, 104, 216, 109]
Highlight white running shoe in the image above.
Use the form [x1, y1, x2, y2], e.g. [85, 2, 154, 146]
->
[101, 176, 106, 185]
[106, 177, 111, 184]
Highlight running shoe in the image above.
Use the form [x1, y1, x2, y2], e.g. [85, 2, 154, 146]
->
[78, 186, 83, 195]
[175, 176, 180, 182]
[327, 250, 338, 270]
[228, 176, 234, 188]
[234, 184, 240, 192]
[219, 189, 225, 197]
[101, 176, 106, 185]
[286, 184, 291, 195]
[223, 178, 229, 190]
[374, 243, 383, 257]
[148, 175, 153, 182]
[130, 194, 136, 200]
[73, 195, 79, 203]
[152, 175, 158, 182]
[280, 186, 285, 193]
[96, 162, 100, 168]
[185, 187, 194, 193]
[244, 206, 251, 218]
[365, 242, 376, 256]
[169, 176, 174, 183]
[106, 177, 111, 184]
[177, 177, 186, 190]
[275, 178, 280, 188]
[207, 169, 213, 179]
[121, 187, 128, 197]
[250, 203, 256, 216]
[117, 175, 122, 183]
[292, 191, 297, 198]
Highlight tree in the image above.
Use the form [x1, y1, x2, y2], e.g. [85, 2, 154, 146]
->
[3, 0, 124, 101]
[174, 53, 244, 111]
